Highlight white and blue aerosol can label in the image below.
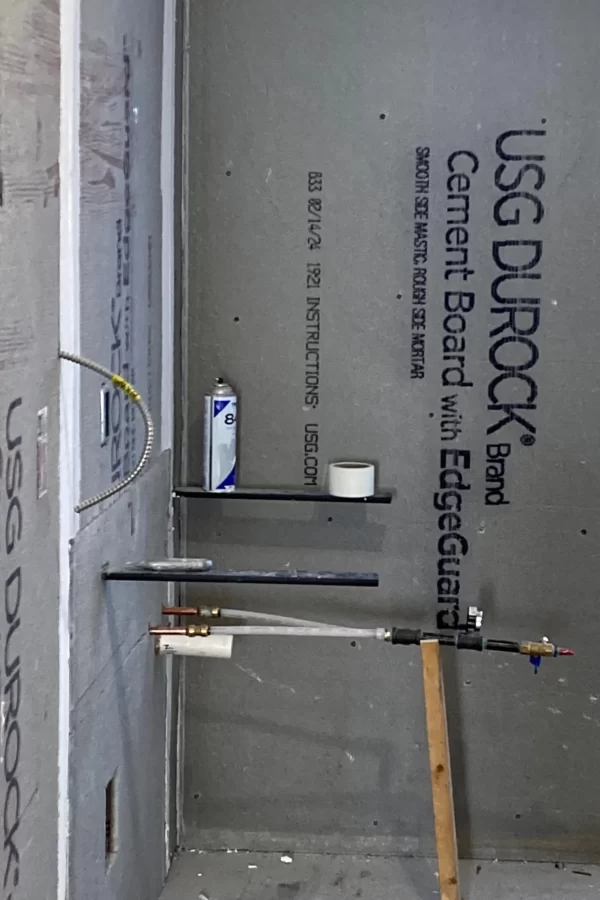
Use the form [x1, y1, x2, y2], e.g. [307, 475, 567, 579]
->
[203, 377, 237, 491]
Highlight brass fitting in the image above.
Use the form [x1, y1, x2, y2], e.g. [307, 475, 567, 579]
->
[188, 624, 211, 637]
[520, 640, 555, 657]
[149, 624, 211, 637]
[161, 605, 221, 618]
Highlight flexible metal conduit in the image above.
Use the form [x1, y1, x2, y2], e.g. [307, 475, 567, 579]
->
[59, 350, 154, 512]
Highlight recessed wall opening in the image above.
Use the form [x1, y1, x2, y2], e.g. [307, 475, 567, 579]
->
[105, 772, 118, 865]
[99, 384, 110, 446]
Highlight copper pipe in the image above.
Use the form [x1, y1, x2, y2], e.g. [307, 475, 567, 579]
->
[163, 606, 200, 616]
[151, 626, 187, 635]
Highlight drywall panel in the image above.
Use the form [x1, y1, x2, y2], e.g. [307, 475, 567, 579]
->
[0, 1, 60, 897]
[183, 0, 600, 861]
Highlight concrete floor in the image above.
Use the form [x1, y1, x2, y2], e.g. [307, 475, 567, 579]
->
[160, 851, 600, 900]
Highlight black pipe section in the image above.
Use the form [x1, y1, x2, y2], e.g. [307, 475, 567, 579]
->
[103, 567, 379, 587]
[389, 628, 521, 654]
[484, 639, 521, 654]
[174, 486, 393, 504]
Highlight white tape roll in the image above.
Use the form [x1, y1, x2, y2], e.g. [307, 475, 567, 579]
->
[328, 461, 375, 498]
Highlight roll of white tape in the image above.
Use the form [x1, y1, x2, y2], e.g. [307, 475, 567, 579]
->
[328, 461, 375, 498]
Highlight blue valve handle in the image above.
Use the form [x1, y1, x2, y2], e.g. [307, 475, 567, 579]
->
[530, 655, 542, 674]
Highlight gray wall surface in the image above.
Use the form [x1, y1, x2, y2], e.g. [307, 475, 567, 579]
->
[79, 0, 164, 501]
[183, 0, 600, 863]
[68, 0, 170, 897]
[1, 1, 172, 898]
[0, 1, 60, 897]
[69, 456, 171, 900]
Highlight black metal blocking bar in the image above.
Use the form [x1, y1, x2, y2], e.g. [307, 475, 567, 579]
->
[174, 485, 393, 504]
[103, 564, 379, 587]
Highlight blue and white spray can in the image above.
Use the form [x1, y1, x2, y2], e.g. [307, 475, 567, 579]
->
[203, 377, 237, 492]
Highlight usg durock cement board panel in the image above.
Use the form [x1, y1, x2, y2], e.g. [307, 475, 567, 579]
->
[184, 0, 600, 861]
[0, 1, 60, 896]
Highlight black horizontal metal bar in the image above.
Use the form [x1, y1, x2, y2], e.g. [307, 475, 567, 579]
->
[174, 485, 393, 504]
[103, 567, 379, 587]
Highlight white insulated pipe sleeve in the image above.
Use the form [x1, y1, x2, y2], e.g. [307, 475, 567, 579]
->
[211, 626, 386, 639]
[157, 633, 233, 658]
[220, 608, 348, 628]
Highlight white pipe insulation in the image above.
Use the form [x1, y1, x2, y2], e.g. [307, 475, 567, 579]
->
[157, 633, 234, 658]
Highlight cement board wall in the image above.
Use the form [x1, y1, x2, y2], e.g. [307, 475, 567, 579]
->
[0, 1, 171, 898]
[0, 2, 60, 897]
[182, 0, 600, 862]
[68, 0, 170, 896]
